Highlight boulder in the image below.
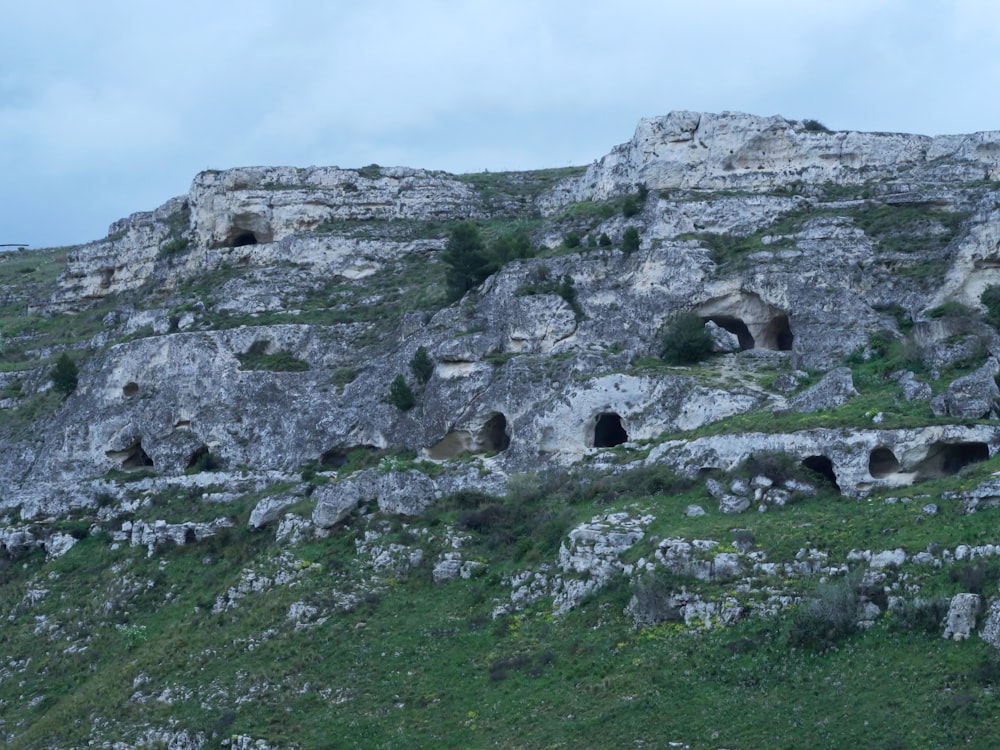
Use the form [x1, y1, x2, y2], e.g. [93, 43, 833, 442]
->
[790, 367, 858, 413]
[943, 593, 982, 641]
[930, 358, 1000, 419]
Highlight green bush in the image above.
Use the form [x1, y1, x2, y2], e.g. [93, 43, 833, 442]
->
[982, 286, 1000, 328]
[50, 353, 79, 398]
[564, 231, 582, 249]
[787, 573, 860, 652]
[622, 227, 640, 254]
[236, 350, 310, 372]
[598, 233, 612, 247]
[659, 312, 713, 365]
[409, 346, 434, 384]
[442, 222, 495, 301]
[388, 374, 416, 411]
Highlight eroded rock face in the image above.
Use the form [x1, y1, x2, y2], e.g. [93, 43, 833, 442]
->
[188, 166, 482, 248]
[540, 111, 1000, 207]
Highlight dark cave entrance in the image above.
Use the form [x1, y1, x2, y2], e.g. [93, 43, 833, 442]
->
[230, 231, 259, 247]
[915, 442, 990, 480]
[593, 412, 628, 448]
[122, 382, 139, 398]
[760, 314, 794, 351]
[868, 447, 902, 478]
[477, 413, 510, 453]
[802, 455, 839, 490]
[106, 439, 154, 472]
[702, 315, 755, 351]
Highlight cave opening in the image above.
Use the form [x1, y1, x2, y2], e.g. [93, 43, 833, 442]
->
[231, 231, 259, 247]
[477, 413, 510, 453]
[703, 315, 754, 350]
[593, 412, 628, 448]
[915, 441, 990, 480]
[105, 439, 155, 472]
[802, 455, 839, 490]
[760, 313, 794, 351]
[868, 447, 902, 478]
[122, 382, 139, 398]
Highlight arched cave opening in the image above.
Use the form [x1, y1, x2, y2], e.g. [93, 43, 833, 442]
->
[760, 314, 794, 351]
[122, 382, 139, 398]
[593, 412, 629, 448]
[915, 441, 990, 480]
[106, 439, 155, 472]
[868, 447, 902, 478]
[477, 413, 510, 453]
[802, 455, 839, 490]
[703, 315, 755, 351]
[230, 231, 259, 247]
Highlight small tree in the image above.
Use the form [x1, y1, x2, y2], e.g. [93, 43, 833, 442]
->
[389, 374, 416, 411]
[51, 353, 79, 398]
[409, 346, 434, 384]
[442, 222, 495, 301]
[659, 313, 714, 365]
[622, 227, 640, 255]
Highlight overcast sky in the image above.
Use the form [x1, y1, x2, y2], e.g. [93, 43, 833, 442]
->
[3, 0, 1000, 248]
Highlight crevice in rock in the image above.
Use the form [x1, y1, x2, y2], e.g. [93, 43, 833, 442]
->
[802, 455, 839, 490]
[760, 313, 794, 351]
[868, 447, 901, 478]
[593, 412, 628, 448]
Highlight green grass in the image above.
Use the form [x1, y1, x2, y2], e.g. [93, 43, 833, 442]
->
[5, 481, 1000, 748]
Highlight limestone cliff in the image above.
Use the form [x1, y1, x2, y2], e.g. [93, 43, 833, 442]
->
[5, 111, 1000, 747]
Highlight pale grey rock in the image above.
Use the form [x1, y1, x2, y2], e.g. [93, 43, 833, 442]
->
[706, 320, 740, 353]
[930, 358, 1000, 419]
[646, 424, 1000, 497]
[980, 600, 1000, 648]
[44, 532, 77, 559]
[684, 504, 706, 518]
[943, 593, 981, 641]
[432, 552, 486, 583]
[894, 370, 932, 402]
[249, 494, 301, 529]
[871, 548, 907, 569]
[704, 478, 726, 498]
[719, 495, 751, 515]
[789, 367, 858, 413]
[729, 479, 751, 496]
[311, 483, 363, 529]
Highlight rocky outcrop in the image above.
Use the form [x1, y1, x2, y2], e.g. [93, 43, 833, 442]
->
[540, 111, 1000, 207]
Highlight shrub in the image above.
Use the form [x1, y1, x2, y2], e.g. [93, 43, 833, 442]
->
[236, 350, 310, 372]
[564, 231, 582, 249]
[787, 573, 860, 651]
[159, 237, 189, 256]
[598, 233, 612, 247]
[489, 229, 534, 264]
[442, 222, 495, 301]
[622, 227, 640, 255]
[50, 353, 79, 398]
[622, 197, 640, 218]
[659, 312, 713, 365]
[629, 571, 683, 627]
[388, 374, 416, 411]
[982, 286, 1000, 328]
[409, 346, 434, 384]
[802, 119, 831, 133]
